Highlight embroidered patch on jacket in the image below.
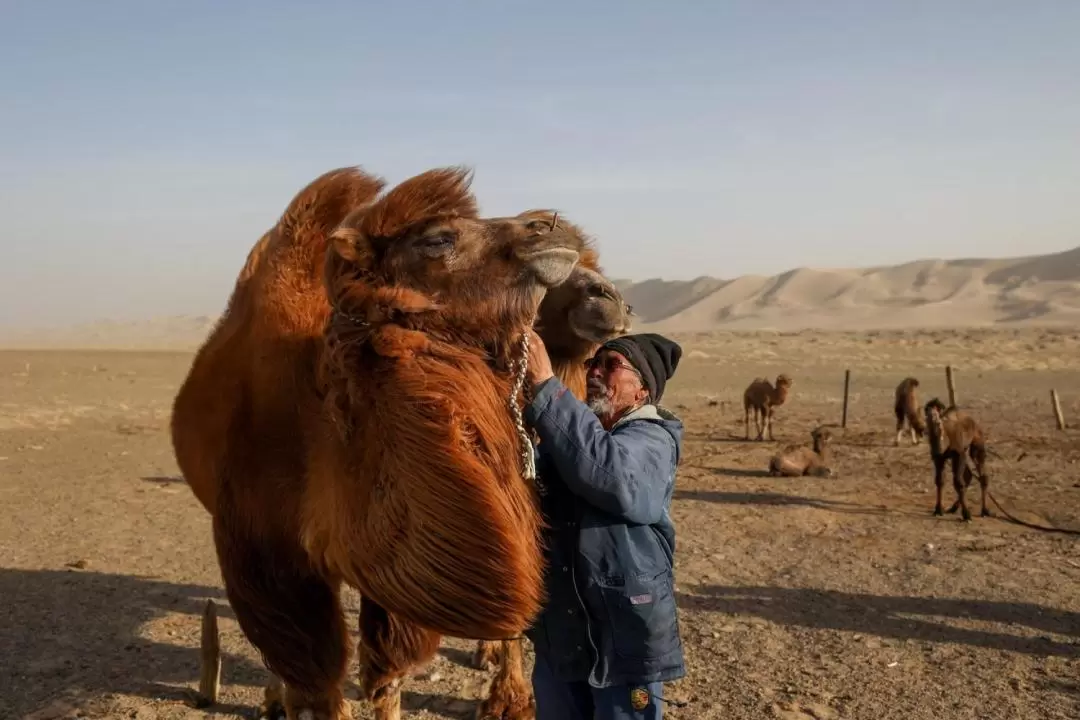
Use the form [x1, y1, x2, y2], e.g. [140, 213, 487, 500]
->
[629, 593, 653, 605]
[630, 687, 651, 711]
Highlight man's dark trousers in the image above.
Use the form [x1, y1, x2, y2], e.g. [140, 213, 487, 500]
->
[531, 654, 664, 720]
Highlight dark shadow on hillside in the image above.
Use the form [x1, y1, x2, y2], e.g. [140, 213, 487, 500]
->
[0, 568, 266, 718]
[677, 584, 1080, 658]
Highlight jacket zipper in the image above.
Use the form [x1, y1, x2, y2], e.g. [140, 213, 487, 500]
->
[570, 531, 601, 686]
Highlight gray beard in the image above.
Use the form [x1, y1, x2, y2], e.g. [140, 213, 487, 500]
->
[587, 396, 614, 416]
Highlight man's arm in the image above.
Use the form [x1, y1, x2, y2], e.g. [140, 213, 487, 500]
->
[525, 377, 676, 525]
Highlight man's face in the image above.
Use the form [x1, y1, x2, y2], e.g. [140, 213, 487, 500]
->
[584, 349, 649, 421]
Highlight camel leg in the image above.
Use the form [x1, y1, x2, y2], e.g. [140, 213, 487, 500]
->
[744, 404, 751, 440]
[932, 456, 946, 516]
[473, 639, 501, 670]
[972, 445, 991, 517]
[950, 453, 971, 522]
[894, 410, 904, 446]
[476, 638, 534, 720]
[357, 598, 441, 720]
[213, 506, 350, 720]
[766, 407, 776, 441]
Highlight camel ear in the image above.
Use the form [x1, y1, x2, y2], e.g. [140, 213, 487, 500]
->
[329, 225, 374, 269]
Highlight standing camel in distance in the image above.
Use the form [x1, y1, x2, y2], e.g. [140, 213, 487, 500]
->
[894, 376, 926, 446]
[924, 398, 990, 522]
[743, 374, 793, 441]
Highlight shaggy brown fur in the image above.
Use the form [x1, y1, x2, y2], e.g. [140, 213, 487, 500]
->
[743, 374, 793, 441]
[768, 425, 834, 477]
[924, 398, 990, 522]
[894, 377, 926, 446]
[170, 166, 593, 720]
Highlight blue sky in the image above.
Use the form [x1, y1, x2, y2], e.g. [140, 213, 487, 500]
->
[1, 0, 1078, 327]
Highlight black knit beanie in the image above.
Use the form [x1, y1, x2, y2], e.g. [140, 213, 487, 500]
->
[598, 333, 682, 403]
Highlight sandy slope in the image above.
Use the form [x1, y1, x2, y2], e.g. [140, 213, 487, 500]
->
[3, 246, 1080, 349]
[622, 245, 1080, 332]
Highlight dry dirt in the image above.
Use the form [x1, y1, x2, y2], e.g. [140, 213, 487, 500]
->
[2, 327, 1079, 720]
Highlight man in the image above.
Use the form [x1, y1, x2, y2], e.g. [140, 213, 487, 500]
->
[522, 330, 686, 720]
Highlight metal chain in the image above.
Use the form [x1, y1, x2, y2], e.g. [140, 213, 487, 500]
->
[508, 327, 544, 495]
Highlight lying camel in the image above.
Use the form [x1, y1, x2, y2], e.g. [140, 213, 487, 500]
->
[768, 425, 834, 477]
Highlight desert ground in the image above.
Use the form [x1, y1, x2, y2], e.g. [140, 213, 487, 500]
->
[2, 327, 1079, 720]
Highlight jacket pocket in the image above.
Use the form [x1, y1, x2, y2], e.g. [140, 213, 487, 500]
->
[597, 568, 681, 661]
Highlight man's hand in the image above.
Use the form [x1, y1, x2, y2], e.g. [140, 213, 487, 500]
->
[526, 329, 555, 387]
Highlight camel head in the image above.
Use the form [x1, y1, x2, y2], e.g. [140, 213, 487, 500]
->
[923, 397, 948, 447]
[776, 373, 793, 390]
[534, 265, 632, 352]
[810, 425, 833, 454]
[511, 209, 631, 352]
[322, 167, 582, 354]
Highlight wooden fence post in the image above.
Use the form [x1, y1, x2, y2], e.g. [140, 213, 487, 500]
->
[841, 369, 851, 428]
[197, 599, 221, 707]
[1051, 389, 1066, 430]
[945, 365, 957, 407]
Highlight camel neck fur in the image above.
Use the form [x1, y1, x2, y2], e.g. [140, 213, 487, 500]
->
[303, 319, 546, 639]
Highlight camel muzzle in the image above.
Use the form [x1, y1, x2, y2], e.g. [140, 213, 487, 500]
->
[520, 247, 580, 288]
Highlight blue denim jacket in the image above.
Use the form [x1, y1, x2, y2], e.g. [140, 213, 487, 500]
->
[523, 376, 686, 688]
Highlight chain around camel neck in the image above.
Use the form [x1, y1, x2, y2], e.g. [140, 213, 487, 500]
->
[508, 326, 544, 495]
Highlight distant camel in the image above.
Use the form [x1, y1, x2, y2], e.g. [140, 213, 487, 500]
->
[768, 425, 834, 477]
[893, 377, 926, 446]
[743, 374, 793, 441]
[924, 398, 990, 522]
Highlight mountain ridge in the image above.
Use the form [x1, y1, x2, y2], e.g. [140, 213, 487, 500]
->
[3, 245, 1079, 349]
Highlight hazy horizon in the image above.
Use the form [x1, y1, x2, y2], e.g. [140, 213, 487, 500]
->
[2, 1, 1079, 329]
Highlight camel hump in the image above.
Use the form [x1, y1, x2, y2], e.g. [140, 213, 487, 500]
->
[275, 166, 386, 252]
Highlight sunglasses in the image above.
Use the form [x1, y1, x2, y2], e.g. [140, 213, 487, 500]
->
[583, 355, 640, 377]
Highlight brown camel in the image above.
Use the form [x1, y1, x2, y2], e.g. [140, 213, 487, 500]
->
[893, 376, 926, 446]
[768, 425, 834, 477]
[924, 398, 990, 522]
[169, 167, 625, 720]
[743, 374, 793, 441]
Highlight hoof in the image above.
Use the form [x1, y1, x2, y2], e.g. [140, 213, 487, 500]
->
[259, 679, 287, 720]
[981, 508, 992, 518]
[471, 644, 498, 671]
[932, 508, 943, 517]
[961, 512, 972, 523]
[475, 693, 535, 720]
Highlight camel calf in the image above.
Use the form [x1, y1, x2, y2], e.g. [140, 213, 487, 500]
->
[768, 425, 834, 477]
[924, 398, 990, 522]
[894, 376, 926, 446]
[743, 373, 793, 441]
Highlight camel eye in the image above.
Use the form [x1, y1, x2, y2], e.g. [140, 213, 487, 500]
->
[414, 232, 455, 256]
[587, 283, 606, 297]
